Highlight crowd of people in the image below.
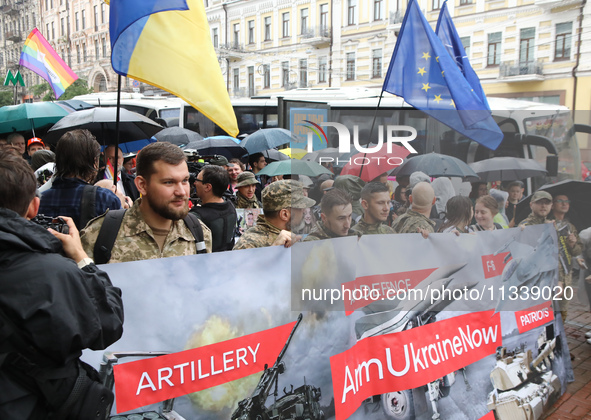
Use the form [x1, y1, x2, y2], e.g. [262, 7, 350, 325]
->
[2, 128, 591, 419]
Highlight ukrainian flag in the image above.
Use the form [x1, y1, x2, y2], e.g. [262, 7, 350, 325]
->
[110, 0, 238, 137]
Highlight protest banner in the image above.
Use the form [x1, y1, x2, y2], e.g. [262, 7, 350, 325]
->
[84, 223, 573, 419]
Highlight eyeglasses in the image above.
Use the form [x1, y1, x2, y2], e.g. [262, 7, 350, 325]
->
[194, 179, 204, 183]
[554, 199, 570, 204]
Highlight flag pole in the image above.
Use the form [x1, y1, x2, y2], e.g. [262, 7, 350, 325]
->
[358, 89, 385, 181]
[114, 74, 122, 189]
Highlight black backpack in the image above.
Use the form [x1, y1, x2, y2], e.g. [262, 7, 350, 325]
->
[93, 210, 207, 264]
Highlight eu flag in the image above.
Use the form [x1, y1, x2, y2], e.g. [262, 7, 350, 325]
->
[436, 1, 489, 108]
[383, 0, 502, 150]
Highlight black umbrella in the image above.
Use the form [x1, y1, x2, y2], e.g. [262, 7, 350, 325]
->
[44, 107, 163, 146]
[262, 149, 290, 162]
[515, 180, 591, 231]
[182, 138, 246, 159]
[154, 126, 204, 147]
[469, 157, 547, 182]
[391, 152, 480, 181]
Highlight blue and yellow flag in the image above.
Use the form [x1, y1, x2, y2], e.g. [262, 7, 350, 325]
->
[383, 0, 502, 150]
[436, 1, 489, 109]
[110, 0, 239, 137]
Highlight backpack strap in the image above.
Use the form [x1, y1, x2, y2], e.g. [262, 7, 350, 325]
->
[79, 185, 98, 229]
[93, 209, 127, 265]
[183, 213, 207, 253]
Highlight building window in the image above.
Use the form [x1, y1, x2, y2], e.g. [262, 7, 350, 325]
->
[94, 5, 98, 28]
[318, 56, 327, 83]
[555, 22, 572, 61]
[299, 59, 307, 87]
[83, 43, 87, 62]
[76, 45, 80, 63]
[46, 23, 50, 38]
[233, 68, 239, 92]
[51, 22, 55, 39]
[487, 32, 501, 67]
[374, 0, 383, 21]
[282, 12, 290, 38]
[460, 36, 470, 58]
[346, 52, 355, 80]
[61, 17, 65, 37]
[264, 17, 272, 41]
[263, 64, 270, 88]
[282, 61, 289, 87]
[320, 4, 328, 33]
[233, 23, 240, 47]
[95, 39, 99, 59]
[101, 3, 106, 23]
[212, 28, 218, 48]
[459, 0, 472, 4]
[519, 27, 535, 65]
[347, 0, 356, 25]
[82, 10, 86, 29]
[248, 20, 255, 44]
[102, 38, 107, 57]
[432, 0, 443, 10]
[248, 66, 255, 97]
[372, 49, 382, 78]
[301, 8, 308, 34]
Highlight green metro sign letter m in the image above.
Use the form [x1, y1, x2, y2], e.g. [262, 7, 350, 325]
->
[4, 70, 25, 87]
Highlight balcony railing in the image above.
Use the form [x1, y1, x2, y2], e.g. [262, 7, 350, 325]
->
[6, 31, 22, 42]
[499, 61, 544, 79]
[301, 26, 331, 47]
[217, 43, 245, 60]
[389, 10, 405, 25]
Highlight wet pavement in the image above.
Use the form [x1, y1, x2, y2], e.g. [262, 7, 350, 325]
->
[544, 295, 591, 419]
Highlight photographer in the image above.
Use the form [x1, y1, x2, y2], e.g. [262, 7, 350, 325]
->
[0, 148, 124, 419]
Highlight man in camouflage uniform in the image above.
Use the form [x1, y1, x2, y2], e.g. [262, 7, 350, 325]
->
[551, 193, 583, 320]
[81, 142, 211, 263]
[235, 171, 262, 209]
[304, 189, 353, 241]
[518, 190, 553, 227]
[351, 182, 395, 235]
[391, 182, 436, 234]
[233, 180, 315, 250]
[519, 190, 578, 320]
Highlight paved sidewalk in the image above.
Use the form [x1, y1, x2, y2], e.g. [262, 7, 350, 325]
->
[543, 296, 591, 420]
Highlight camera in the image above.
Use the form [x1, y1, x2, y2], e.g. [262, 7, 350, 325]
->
[31, 215, 70, 234]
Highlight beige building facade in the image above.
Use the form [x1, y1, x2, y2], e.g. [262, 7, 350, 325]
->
[2, 0, 591, 158]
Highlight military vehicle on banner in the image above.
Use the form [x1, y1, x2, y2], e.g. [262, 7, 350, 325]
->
[487, 325, 561, 420]
[232, 314, 325, 420]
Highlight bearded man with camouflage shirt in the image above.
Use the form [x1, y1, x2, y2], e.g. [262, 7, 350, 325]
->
[81, 142, 211, 263]
[233, 180, 315, 250]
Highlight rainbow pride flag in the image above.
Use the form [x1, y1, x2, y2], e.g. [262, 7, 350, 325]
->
[19, 28, 78, 99]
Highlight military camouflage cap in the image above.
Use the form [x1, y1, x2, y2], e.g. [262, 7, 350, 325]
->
[263, 180, 316, 211]
[209, 155, 229, 166]
[531, 190, 552, 203]
[236, 171, 260, 187]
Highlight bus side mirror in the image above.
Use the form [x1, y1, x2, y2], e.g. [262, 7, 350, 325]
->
[155, 118, 168, 128]
[546, 155, 558, 177]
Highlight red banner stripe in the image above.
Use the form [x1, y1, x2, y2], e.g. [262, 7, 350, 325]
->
[113, 321, 297, 413]
[515, 301, 554, 334]
[330, 311, 501, 420]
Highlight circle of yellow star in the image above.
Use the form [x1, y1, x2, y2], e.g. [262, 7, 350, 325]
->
[421, 83, 431, 92]
[433, 94, 442, 103]
[422, 52, 431, 61]
[417, 67, 427, 76]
